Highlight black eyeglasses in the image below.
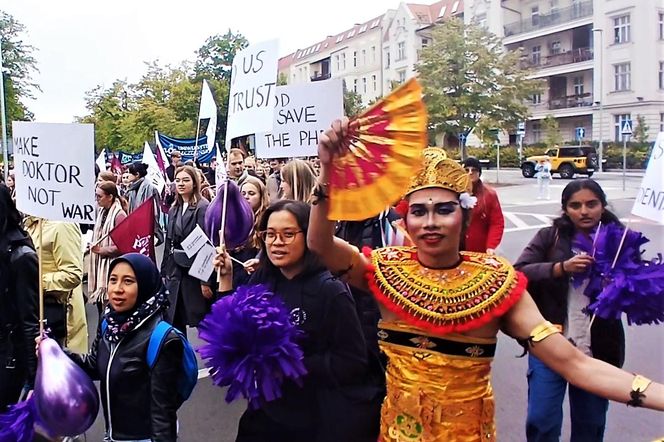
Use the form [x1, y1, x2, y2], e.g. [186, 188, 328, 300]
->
[259, 230, 303, 245]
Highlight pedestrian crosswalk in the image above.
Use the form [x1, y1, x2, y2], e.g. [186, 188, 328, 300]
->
[503, 211, 555, 233]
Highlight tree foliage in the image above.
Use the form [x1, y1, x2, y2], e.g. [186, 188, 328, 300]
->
[542, 114, 562, 147]
[633, 114, 649, 144]
[342, 80, 364, 117]
[416, 18, 542, 157]
[0, 11, 39, 124]
[194, 30, 248, 82]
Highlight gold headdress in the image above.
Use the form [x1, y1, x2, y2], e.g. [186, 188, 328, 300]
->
[406, 147, 472, 196]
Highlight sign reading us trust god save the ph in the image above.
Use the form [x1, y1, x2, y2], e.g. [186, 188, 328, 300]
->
[12, 122, 96, 223]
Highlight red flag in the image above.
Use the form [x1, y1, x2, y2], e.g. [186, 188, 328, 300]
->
[109, 197, 156, 261]
[110, 154, 123, 176]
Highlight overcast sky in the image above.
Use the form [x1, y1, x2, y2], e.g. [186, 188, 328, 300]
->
[4, 0, 389, 123]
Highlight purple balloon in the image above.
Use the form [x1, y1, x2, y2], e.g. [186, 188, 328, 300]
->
[205, 180, 254, 250]
[35, 337, 99, 437]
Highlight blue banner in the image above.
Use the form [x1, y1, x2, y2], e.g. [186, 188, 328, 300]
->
[157, 133, 215, 164]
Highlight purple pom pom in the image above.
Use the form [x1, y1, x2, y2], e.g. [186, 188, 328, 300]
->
[204, 180, 254, 250]
[574, 223, 664, 325]
[0, 396, 36, 442]
[196, 284, 307, 408]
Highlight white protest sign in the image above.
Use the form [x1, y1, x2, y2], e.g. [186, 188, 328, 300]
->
[631, 132, 664, 224]
[181, 224, 209, 258]
[225, 39, 279, 149]
[142, 141, 166, 193]
[13, 122, 96, 223]
[255, 79, 344, 158]
[189, 242, 216, 281]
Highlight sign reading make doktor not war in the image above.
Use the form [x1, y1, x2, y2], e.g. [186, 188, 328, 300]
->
[13, 122, 96, 224]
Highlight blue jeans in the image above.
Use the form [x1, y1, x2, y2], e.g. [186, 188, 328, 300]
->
[526, 354, 608, 442]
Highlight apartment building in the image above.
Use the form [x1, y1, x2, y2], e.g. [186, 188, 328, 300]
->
[278, 0, 463, 106]
[467, 0, 663, 144]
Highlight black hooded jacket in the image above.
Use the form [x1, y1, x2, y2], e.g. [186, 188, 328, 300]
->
[69, 253, 183, 441]
[0, 228, 39, 390]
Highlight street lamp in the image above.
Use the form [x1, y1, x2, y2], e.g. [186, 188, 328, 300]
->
[592, 28, 604, 173]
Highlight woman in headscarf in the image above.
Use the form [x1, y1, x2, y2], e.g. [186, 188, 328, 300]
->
[89, 182, 128, 318]
[68, 253, 183, 442]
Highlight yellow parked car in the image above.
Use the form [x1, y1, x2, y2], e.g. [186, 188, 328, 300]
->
[521, 146, 599, 179]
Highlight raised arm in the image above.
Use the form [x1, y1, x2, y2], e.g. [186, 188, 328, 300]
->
[502, 290, 663, 411]
[307, 118, 370, 292]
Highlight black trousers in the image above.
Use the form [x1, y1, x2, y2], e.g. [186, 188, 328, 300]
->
[236, 408, 315, 442]
[0, 340, 26, 410]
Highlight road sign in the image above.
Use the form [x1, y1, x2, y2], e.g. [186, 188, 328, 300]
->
[575, 127, 585, 141]
[621, 120, 633, 136]
[516, 122, 526, 136]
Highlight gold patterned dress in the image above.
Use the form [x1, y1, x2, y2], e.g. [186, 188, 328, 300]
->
[364, 246, 527, 442]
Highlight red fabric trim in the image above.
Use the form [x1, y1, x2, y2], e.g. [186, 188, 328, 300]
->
[364, 256, 529, 335]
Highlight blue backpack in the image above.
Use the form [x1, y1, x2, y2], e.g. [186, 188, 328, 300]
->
[101, 319, 198, 402]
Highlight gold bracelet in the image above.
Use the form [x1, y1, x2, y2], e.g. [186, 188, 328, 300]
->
[627, 374, 653, 407]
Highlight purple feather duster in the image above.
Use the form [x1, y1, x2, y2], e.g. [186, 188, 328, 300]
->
[197, 284, 307, 408]
[205, 180, 254, 250]
[0, 396, 36, 442]
[571, 223, 664, 325]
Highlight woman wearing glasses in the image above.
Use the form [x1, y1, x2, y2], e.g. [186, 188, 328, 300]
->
[217, 199, 376, 442]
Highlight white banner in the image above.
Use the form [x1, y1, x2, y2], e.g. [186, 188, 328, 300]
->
[225, 39, 279, 150]
[13, 122, 96, 223]
[631, 132, 664, 224]
[255, 79, 344, 159]
[96, 148, 107, 171]
[142, 141, 166, 194]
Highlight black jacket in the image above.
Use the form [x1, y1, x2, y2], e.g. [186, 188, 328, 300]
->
[248, 269, 369, 433]
[70, 312, 184, 441]
[0, 229, 39, 389]
[514, 226, 625, 367]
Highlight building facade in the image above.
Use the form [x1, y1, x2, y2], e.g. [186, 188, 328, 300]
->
[279, 0, 663, 144]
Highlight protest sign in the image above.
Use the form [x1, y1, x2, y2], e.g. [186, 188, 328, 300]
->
[632, 132, 664, 224]
[255, 79, 343, 158]
[13, 122, 96, 223]
[189, 242, 216, 281]
[225, 39, 279, 149]
[142, 141, 166, 193]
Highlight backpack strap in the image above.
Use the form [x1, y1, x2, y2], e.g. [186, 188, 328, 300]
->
[101, 318, 108, 335]
[147, 321, 175, 369]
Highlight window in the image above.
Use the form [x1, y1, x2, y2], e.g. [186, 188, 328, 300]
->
[614, 114, 631, 141]
[532, 122, 542, 143]
[613, 15, 631, 44]
[573, 76, 584, 95]
[531, 6, 540, 26]
[353, 79, 358, 93]
[550, 41, 561, 55]
[335, 55, 340, 72]
[371, 46, 376, 63]
[532, 93, 542, 104]
[363, 77, 367, 93]
[397, 42, 406, 61]
[659, 13, 664, 40]
[362, 49, 366, 66]
[550, 0, 559, 19]
[341, 53, 346, 70]
[661, 113, 664, 132]
[532, 46, 541, 65]
[421, 38, 430, 48]
[571, 0, 582, 18]
[660, 61, 664, 89]
[385, 48, 390, 68]
[353, 51, 357, 67]
[613, 63, 631, 91]
[372, 74, 377, 91]
[398, 69, 407, 83]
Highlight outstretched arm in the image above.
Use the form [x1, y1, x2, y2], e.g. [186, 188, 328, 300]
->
[502, 291, 664, 411]
[307, 118, 370, 292]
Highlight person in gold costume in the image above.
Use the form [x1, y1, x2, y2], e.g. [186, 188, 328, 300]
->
[307, 118, 664, 442]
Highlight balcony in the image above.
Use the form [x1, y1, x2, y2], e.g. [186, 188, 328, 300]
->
[311, 73, 331, 82]
[522, 47, 593, 70]
[548, 92, 593, 110]
[504, 1, 593, 38]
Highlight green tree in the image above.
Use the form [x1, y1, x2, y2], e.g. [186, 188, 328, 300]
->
[194, 30, 249, 82]
[342, 80, 363, 117]
[633, 114, 649, 144]
[542, 114, 562, 147]
[0, 11, 39, 124]
[277, 72, 288, 86]
[416, 17, 542, 158]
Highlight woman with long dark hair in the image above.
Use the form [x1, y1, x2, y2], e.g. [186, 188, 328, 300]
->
[217, 200, 376, 442]
[162, 166, 212, 334]
[515, 179, 625, 441]
[0, 184, 39, 410]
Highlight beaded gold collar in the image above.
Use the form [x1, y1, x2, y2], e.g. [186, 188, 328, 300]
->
[365, 246, 526, 335]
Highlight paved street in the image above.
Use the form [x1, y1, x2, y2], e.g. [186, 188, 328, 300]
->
[82, 170, 663, 441]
